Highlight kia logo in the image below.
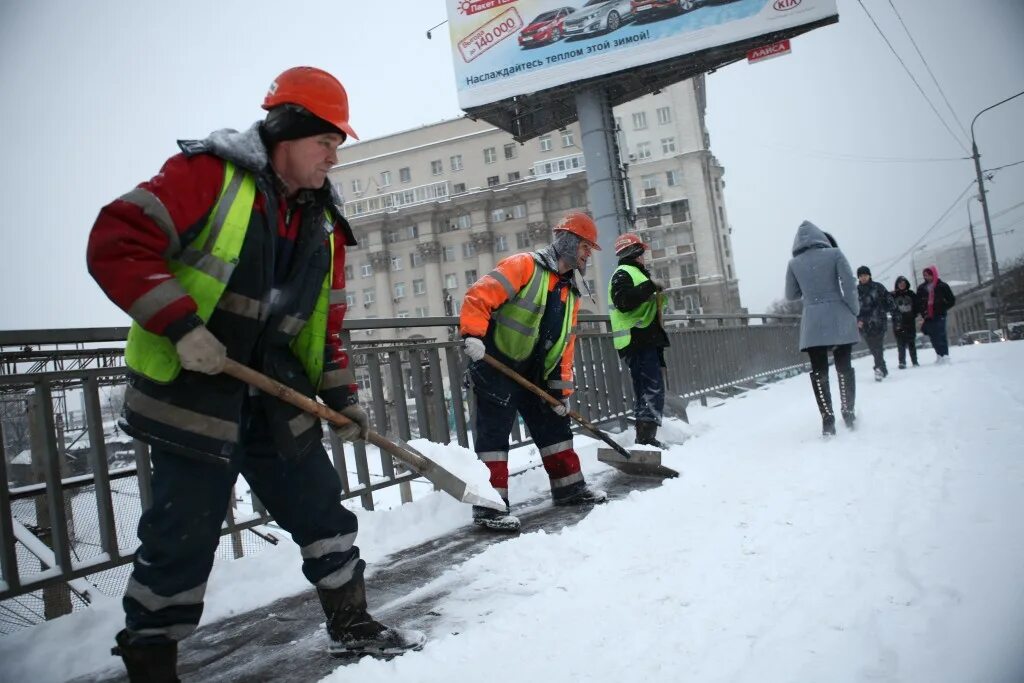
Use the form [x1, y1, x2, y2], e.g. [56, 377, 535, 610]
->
[774, 0, 801, 9]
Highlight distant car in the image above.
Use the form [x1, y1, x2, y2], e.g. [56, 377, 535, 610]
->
[519, 7, 575, 47]
[958, 330, 1003, 346]
[562, 0, 634, 37]
[1007, 322, 1024, 341]
[631, 0, 699, 20]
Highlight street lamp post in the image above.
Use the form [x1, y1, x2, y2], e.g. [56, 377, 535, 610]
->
[966, 199, 982, 286]
[970, 89, 1024, 332]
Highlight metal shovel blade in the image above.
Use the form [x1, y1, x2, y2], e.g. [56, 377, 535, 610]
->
[389, 436, 507, 511]
[597, 447, 679, 478]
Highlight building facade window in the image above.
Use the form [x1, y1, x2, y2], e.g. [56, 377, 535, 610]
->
[396, 310, 409, 319]
[666, 169, 680, 187]
[516, 231, 530, 249]
[462, 241, 477, 258]
[641, 174, 658, 191]
[487, 175, 500, 187]
[431, 159, 443, 175]
[465, 269, 478, 286]
[390, 255, 402, 271]
[504, 143, 518, 160]
[410, 250, 423, 268]
[540, 135, 552, 152]
[413, 278, 426, 295]
[399, 167, 411, 183]
[455, 214, 473, 230]
[661, 137, 676, 154]
[561, 130, 574, 147]
[393, 282, 406, 299]
[484, 147, 497, 164]
[345, 293, 356, 307]
[494, 234, 508, 252]
[380, 171, 391, 187]
[444, 273, 458, 289]
[632, 112, 648, 130]
[636, 142, 652, 160]
[453, 182, 466, 193]
[351, 178, 362, 194]
[450, 154, 463, 171]
[443, 245, 457, 262]
[507, 171, 520, 182]
[415, 305, 429, 317]
[657, 106, 671, 125]
[363, 288, 375, 304]
[360, 263, 372, 278]
[344, 265, 353, 281]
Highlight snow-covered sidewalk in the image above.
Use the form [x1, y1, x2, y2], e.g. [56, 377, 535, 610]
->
[3, 342, 1023, 683]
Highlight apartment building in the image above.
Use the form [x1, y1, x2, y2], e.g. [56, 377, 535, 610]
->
[328, 75, 743, 349]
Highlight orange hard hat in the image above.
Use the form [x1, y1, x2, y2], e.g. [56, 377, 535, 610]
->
[262, 67, 359, 141]
[614, 232, 648, 255]
[552, 211, 601, 249]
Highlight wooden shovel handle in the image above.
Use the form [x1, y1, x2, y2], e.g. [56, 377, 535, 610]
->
[220, 359, 430, 472]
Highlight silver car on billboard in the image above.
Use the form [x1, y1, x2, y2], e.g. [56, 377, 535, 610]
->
[563, 0, 634, 37]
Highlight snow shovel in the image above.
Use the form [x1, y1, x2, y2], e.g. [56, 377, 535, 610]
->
[479, 354, 678, 478]
[221, 359, 506, 510]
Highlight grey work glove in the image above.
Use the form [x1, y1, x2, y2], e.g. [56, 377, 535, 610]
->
[332, 404, 369, 442]
[552, 398, 570, 417]
[463, 337, 486, 362]
[175, 325, 227, 375]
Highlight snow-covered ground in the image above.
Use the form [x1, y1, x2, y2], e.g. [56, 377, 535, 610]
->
[2, 342, 1023, 682]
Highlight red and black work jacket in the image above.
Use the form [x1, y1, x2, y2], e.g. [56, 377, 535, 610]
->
[87, 123, 357, 462]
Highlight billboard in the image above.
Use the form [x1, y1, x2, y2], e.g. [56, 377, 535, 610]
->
[447, 0, 838, 110]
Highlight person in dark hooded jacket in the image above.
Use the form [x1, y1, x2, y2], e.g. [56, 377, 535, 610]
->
[891, 275, 919, 368]
[916, 265, 956, 362]
[785, 221, 860, 436]
[856, 266, 895, 380]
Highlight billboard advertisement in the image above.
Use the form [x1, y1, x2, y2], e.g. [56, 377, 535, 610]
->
[447, 0, 838, 109]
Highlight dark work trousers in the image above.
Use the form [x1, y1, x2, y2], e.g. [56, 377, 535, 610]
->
[473, 385, 584, 505]
[895, 332, 918, 366]
[624, 347, 665, 425]
[922, 315, 949, 357]
[862, 332, 887, 372]
[806, 344, 853, 375]
[124, 399, 359, 645]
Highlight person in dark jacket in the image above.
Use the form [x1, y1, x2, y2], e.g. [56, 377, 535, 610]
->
[785, 222, 860, 436]
[88, 67, 423, 681]
[856, 266, 895, 381]
[608, 233, 670, 448]
[891, 275, 919, 368]
[916, 265, 956, 362]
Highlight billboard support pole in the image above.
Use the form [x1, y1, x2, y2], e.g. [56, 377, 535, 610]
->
[576, 87, 631, 310]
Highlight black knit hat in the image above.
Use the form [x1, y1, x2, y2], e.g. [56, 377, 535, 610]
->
[857, 266, 871, 277]
[263, 104, 345, 145]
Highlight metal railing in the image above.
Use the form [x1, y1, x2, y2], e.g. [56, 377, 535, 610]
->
[0, 313, 802, 632]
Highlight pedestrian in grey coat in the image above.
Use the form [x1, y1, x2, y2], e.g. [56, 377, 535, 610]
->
[784, 221, 860, 436]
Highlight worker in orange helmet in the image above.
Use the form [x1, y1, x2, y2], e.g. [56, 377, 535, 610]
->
[460, 211, 608, 532]
[89, 67, 423, 680]
[609, 232, 670, 448]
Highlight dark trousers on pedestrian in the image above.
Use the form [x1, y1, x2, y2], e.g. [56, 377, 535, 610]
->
[124, 402, 359, 645]
[807, 344, 853, 375]
[624, 347, 665, 425]
[863, 332, 887, 373]
[922, 315, 949, 357]
[473, 385, 584, 504]
[895, 332, 918, 367]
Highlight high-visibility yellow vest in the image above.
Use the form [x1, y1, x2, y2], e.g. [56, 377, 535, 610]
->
[492, 258, 575, 379]
[124, 161, 333, 386]
[609, 264, 659, 350]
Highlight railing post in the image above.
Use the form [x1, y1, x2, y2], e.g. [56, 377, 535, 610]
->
[83, 376, 119, 561]
[0, 418, 20, 594]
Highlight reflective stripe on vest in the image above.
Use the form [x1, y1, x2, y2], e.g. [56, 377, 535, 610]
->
[124, 161, 334, 388]
[492, 255, 575, 380]
[608, 264, 658, 351]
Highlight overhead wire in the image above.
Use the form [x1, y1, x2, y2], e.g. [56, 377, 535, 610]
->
[754, 142, 967, 164]
[984, 159, 1024, 174]
[854, 0, 970, 154]
[885, 0, 970, 142]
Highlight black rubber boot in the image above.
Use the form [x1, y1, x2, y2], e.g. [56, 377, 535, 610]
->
[810, 370, 836, 437]
[472, 499, 521, 532]
[318, 561, 426, 657]
[553, 484, 608, 507]
[112, 630, 180, 683]
[635, 421, 664, 448]
[837, 368, 856, 429]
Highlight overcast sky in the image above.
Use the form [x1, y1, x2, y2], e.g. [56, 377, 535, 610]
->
[0, 0, 1021, 329]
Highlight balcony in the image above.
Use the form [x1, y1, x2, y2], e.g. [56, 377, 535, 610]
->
[532, 153, 585, 180]
[649, 243, 695, 261]
[664, 274, 699, 290]
[639, 187, 661, 205]
[343, 181, 450, 218]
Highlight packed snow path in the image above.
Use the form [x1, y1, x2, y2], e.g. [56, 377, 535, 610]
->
[3, 341, 1023, 683]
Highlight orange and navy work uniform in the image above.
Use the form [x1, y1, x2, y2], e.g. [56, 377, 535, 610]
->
[460, 249, 588, 505]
